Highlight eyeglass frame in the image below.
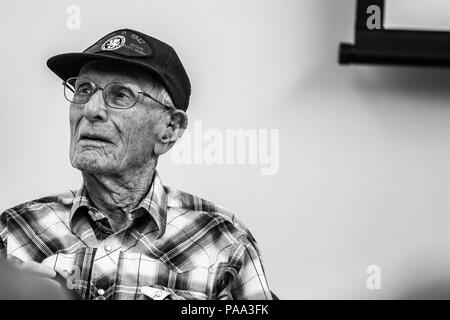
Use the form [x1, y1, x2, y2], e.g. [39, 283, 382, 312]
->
[62, 76, 175, 111]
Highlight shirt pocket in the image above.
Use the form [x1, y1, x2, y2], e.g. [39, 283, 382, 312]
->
[117, 252, 212, 299]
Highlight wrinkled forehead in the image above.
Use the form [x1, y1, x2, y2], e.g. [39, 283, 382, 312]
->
[78, 60, 160, 89]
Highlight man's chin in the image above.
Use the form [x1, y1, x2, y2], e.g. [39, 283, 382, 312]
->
[71, 154, 116, 175]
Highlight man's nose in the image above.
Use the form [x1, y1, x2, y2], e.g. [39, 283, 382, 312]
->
[83, 90, 108, 122]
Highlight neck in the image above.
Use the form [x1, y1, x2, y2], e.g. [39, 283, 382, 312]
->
[82, 160, 157, 232]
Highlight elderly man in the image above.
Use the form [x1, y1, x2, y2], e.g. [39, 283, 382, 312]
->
[0, 29, 273, 300]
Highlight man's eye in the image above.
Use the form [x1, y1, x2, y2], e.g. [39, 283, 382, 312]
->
[115, 91, 131, 99]
[112, 88, 135, 101]
[75, 85, 93, 95]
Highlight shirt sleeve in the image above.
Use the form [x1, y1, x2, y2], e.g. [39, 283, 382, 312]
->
[220, 236, 273, 300]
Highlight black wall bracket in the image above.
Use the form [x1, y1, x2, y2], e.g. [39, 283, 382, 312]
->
[339, 0, 450, 67]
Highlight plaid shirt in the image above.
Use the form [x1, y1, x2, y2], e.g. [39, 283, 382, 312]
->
[0, 171, 272, 300]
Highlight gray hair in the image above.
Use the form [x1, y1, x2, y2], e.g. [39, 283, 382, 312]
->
[142, 73, 175, 109]
[154, 86, 175, 108]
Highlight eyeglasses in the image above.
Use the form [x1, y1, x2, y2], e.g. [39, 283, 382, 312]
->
[63, 76, 173, 110]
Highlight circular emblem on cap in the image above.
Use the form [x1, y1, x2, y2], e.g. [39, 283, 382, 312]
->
[101, 35, 126, 51]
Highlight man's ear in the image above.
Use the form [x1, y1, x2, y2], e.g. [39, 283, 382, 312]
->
[154, 109, 188, 156]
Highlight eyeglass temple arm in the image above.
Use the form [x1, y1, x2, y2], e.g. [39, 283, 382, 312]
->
[141, 92, 173, 110]
[62, 81, 75, 93]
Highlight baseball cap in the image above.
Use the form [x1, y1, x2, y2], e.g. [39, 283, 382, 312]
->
[47, 28, 191, 111]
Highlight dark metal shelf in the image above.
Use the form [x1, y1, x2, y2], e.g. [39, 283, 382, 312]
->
[339, 0, 450, 67]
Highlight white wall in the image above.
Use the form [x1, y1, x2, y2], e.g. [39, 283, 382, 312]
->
[2, 0, 450, 299]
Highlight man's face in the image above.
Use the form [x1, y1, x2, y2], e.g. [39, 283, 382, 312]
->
[69, 61, 169, 176]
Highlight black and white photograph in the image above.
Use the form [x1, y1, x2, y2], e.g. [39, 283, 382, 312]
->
[2, 0, 450, 312]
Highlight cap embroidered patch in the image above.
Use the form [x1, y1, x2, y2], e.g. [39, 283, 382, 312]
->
[101, 35, 126, 51]
[84, 30, 153, 58]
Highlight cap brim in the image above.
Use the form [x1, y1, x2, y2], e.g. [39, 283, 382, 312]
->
[47, 52, 166, 87]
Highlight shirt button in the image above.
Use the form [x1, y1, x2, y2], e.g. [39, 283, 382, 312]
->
[97, 289, 105, 296]
[105, 245, 112, 252]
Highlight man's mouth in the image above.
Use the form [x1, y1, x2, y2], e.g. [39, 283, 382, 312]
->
[79, 133, 112, 144]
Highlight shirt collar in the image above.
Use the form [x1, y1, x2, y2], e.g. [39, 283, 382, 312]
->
[69, 170, 168, 239]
